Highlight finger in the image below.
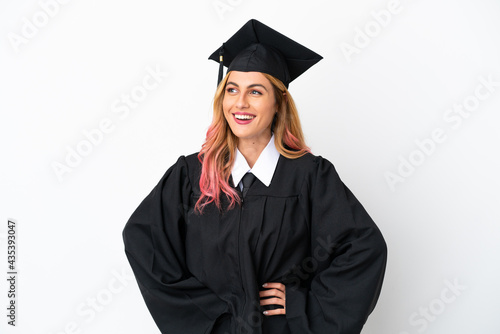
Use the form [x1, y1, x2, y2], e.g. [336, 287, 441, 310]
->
[260, 297, 286, 307]
[259, 289, 286, 300]
[262, 282, 285, 292]
[263, 307, 286, 316]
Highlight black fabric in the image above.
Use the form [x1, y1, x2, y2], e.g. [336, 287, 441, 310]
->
[208, 19, 323, 88]
[123, 152, 387, 334]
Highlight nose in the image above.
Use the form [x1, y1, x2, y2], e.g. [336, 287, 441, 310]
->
[235, 93, 249, 109]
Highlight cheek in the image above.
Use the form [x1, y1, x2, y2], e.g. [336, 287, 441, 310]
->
[222, 98, 232, 115]
[259, 102, 276, 123]
[222, 102, 229, 119]
[222, 109, 230, 124]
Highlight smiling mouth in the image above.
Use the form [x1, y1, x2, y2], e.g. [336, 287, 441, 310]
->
[234, 114, 256, 120]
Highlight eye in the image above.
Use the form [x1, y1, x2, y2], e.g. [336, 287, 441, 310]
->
[226, 87, 237, 94]
[250, 90, 262, 95]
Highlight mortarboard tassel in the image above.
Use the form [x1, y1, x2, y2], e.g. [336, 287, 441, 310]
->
[217, 43, 225, 86]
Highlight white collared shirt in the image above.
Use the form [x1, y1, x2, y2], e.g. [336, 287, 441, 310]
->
[231, 135, 280, 189]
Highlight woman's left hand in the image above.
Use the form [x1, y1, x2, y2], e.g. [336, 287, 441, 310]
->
[259, 282, 286, 316]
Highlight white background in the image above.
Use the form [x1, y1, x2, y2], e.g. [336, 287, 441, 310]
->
[1, 0, 499, 333]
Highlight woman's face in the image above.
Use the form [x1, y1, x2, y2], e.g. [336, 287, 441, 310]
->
[223, 71, 276, 144]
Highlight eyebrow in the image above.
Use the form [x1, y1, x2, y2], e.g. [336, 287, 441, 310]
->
[226, 81, 268, 92]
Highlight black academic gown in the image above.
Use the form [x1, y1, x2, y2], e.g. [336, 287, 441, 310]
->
[122, 152, 387, 334]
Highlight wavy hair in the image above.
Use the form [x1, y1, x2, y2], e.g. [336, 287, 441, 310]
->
[195, 71, 310, 213]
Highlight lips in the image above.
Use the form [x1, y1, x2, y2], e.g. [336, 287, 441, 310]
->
[233, 112, 256, 124]
[234, 114, 255, 120]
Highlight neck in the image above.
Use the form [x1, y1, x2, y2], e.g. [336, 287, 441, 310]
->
[237, 133, 272, 168]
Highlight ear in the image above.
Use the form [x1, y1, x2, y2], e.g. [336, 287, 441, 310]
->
[283, 92, 288, 103]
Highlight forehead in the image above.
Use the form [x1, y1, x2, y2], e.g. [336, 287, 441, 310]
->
[226, 71, 272, 86]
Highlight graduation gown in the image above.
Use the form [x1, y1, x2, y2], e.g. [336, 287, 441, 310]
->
[122, 152, 387, 334]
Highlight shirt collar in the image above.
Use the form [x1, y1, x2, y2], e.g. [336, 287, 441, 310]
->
[232, 135, 280, 188]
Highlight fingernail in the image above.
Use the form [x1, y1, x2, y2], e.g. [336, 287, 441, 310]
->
[263, 311, 268, 315]
[262, 283, 268, 287]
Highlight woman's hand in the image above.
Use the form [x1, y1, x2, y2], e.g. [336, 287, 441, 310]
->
[259, 282, 286, 316]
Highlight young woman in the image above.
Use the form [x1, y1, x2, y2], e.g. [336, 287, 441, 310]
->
[123, 19, 387, 334]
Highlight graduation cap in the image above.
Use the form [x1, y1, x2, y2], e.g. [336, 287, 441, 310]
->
[209, 19, 323, 88]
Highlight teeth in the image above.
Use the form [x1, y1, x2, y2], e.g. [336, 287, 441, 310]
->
[235, 114, 255, 120]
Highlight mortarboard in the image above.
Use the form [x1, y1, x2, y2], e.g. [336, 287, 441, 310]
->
[208, 19, 323, 88]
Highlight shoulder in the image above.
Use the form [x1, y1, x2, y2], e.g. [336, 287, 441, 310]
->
[274, 152, 339, 196]
[170, 153, 202, 192]
[289, 152, 343, 189]
[183, 152, 201, 169]
[154, 152, 201, 186]
[166, 152, 201, 170]
[281, 152, 336, 174]
[183, 152, 202, 179]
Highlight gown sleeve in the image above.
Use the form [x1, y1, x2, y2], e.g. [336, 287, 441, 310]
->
[285, 157, 387, 334]
[122, 156, 227, 334]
